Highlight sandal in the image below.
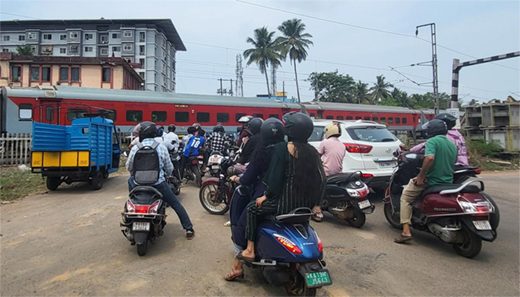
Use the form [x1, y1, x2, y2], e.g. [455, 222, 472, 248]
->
[224, 270, 244, 281]
[394, 234, 413, 244]
[236, 251, 255, 262]
[311, 212, 324, 222]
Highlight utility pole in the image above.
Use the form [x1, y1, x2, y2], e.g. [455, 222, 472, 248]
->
[416, 23, 439, 114]
[217, 78, 234, 96]
[230, 79, 233, 96]
[314, 75, 319, 101]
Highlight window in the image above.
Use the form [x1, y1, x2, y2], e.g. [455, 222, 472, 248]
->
[18, 35, 25, 41]
[84, 47, 93, 52]
[388, 117, 394, 124]
[217, 113, 229, 123]
[59, 67, 68, 81]
[67, 109, 87, 121]
[71, 67, 80, 81]
[175, 112, 189, 122]
[69, 45, 79, 54]
[326, 116, 334, 119]
[139, 32, 145, 42]
[308, 126, 325, 142]
[347, 116, 353, 120]
[60, 34, 67, 40]
[102, 68, 111, 82]
[112, 33, 121, 39]
[45, 106, 54, 121]
[126, 110, 142, 122]
[106, 110, 117, 121]
[2, 49, 9, 53]
[355, 116, 362, 120]
[310, 113, 315, 118]
[364, 116, 370, 120]
[337, 116, 344, 120]
[152, 111, 167, 122]
[30, 67, 39, 81]
[123, 44, 132, 51]
[60, 48, 66, 54]
[84, 33, 93, 40]
[395, 117, 401, 124]
[139, 58, 145, 67]
[19, 104, 32, 120]
[380, 117, 386, 123]
[123, 31, 132, 37]
[43, 34, 52, 40]
[372, 117, 378, 122]
[11, 66, 21, 82]
[269, 114, 280, 119]
[253, 114, 264, 119]
[139, 72, 144, 79]
[346, 128, 398, 143]
[112, 46, 121, 52]
[100, 35, 108, 43]
[69, 32, 78, 39]
[139, 45, 145, 55]
[3, 36, 9, 41]
[28, 32, 36, 40]
[42, 67, 51, 82]
[235, 113, 246, 123]
[402, 118, 407, 124]
[100, 48, 108, 55]
[197, 112, 210, 123]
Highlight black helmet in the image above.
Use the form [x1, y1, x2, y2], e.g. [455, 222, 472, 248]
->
[187, 126, 197, 134]
[157, 126, 164, 137]
[260, 118, 285, 144]
[139, 121, 157, 142]
[422, 119, 448, 138]
[249, 117, 264, 135]
[168, 124, 176, 133]
[435, 113, 457, 130]
[213, 125, 224, 133]
[283, 112, 313, 142]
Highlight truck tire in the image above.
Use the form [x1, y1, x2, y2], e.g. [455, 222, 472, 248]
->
[91, 171, 104, 190]
[46, 177, 61, 191]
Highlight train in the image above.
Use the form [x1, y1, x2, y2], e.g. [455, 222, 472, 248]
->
[0, 85, 435, 135]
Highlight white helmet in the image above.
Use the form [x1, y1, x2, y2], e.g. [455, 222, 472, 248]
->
[238, 115, 253, 124]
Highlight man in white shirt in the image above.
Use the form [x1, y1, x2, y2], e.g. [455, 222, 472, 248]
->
[163, 124, 180, 152]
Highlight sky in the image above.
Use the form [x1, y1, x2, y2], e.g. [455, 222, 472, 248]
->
[0, 0, 519, 105]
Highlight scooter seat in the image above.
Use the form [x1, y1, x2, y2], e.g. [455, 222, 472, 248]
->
[420, 184, 480, 198]
[327, 172, 359, 184]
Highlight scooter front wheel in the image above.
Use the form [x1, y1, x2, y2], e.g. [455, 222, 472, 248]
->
[384, 203, 401, 229]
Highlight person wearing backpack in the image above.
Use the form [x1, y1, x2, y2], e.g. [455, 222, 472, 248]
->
[126, 122, 195, 240]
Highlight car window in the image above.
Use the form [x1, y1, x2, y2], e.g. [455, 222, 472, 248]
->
[308, 126, 325, 142]
[346, 127, 398, 142]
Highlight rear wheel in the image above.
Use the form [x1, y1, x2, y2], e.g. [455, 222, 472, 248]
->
[384, 203, 402, 229]
[137, 240, 148, 256]
[199, 183, 229, 215]
[285, 270, 317, 297]
[192, 166, 202, 188]
[346, 208, 366, 228]
[91, 170, 104, 190]
[46, 177, 61, 191]
[453, 224, 482, 258]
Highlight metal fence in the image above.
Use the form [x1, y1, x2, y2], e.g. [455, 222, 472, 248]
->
[0, 133, 32, 166]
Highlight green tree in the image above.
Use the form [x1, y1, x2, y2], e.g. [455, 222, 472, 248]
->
[243, 27, 283, 97]
[354, 81, 371, 104]
[389, 88, 411, 107]
[308, 71, 356, 103]
[16, 45, 34, 56]
[370, 75, 394, 103]
[276, 19, 313, 103]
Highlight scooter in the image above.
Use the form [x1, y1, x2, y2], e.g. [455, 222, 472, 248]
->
[120, 186, 167, 256]
[184, 154, 204, 187]
[208, 152, 225, 177]
[322, 172, 374, 228]
[243, 208, 332, 296]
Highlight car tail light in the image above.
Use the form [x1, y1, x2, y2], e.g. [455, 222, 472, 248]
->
[344, 143, 372, 153]
[274, 234, 302, 254]
[474, 169, 482, 174]
[135, 205, 149, 214]
[126, 200, 136, 213]
[148, 200, 161, 214]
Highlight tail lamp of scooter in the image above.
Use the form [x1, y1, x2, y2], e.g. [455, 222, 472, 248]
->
[457, 198, 491, 216]
[274, 234, 302, 254]
[125, 200, 161, 214]
[347, 185, 369, 199]
[317, 234, 323, 253]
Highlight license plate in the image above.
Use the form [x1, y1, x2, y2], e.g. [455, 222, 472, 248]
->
[132, 222, 150, 231]
[211, 165, 219, 169]
[473, 220, 491, 230]
[209, 157, 220, 163]
[358, 200, 371, 209]
[305, 271, 332, 287]
[378, 161, 397, 168]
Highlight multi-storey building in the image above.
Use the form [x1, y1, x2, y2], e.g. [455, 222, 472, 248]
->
[0, 19, 185, 92]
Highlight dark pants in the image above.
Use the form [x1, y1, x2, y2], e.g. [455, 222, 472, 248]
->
[245, 200, 278, 242]
[128, 177, 193, 230]
[179, 156, 189, 179]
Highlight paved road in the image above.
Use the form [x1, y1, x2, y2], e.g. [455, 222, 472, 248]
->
[1, 171, 519, 296]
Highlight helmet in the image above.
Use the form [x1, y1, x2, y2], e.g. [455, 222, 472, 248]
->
[213, 125, 224, 133]
[238, 115, 253, 124]
[187, 126, 197, 135]
[249, 118, 264, 135]
[283, 112, 313, 142]
[324, 122, 341, 139]
[260, 118, 285, 144]
[168, 124, 176, 133]
[157, 126, 164, 137]
[192, 123, 201, 130]
[422, 119, 448, 138]
[435, 113, 457, 130]
[139, 121, 157, 142]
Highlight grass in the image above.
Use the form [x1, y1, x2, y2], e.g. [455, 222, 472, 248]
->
[0, 168, 47, 201]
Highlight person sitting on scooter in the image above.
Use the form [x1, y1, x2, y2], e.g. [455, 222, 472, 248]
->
[237, 117, 264, 164]
[164, 124, 180, 152]
[207, 124, 229, 155]
[237, 112, 326, 262]
[182, 126, 198, 148]
[410, 113, 469, 167]
[180, 128, 205, 179]
[394, 119, 457, 244]
[154, 125, 174, 151]
[224, 118, 286, 281]
[237, 115, 253, 147]
[126, 121, 195, 240]
[312, 122, 346, 222]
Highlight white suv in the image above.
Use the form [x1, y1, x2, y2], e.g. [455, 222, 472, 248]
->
[309, 120, 402, 191]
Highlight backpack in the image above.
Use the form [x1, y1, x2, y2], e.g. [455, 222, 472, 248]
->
[132, 141, 160, 185]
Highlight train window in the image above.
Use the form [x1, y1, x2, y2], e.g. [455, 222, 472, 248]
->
[126, 110, 142, 122]
[395, 117, 400, 124]
[253, 113, 264, 119]
[347, 116, 353, 120]
[380, 117, 386, 123]
[388, 117, 394, 124]
[152, 111, 167, 122]
[326, 116, 334, 119]
[355, 117, 362, 120]
[45, 106, 54, 122]
[269, 114, 280, 119]
[235, 113, 246, 123]
[402, 117, 407, 124]
[18, 104, 32, 120]
[197, 112, 210, 123]
[107, 110, 117, 121]
[217, 113, 229, 123]
[175, 112, 189, 122]
[364, 116, 370, 121]
[67, 109, 87, 121]
[372, 117, 378, 122]
[310, 113, 315, 118]
[337, 116, 344, 120]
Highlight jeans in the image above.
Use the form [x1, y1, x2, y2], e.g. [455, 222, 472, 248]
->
[128, 177, 193, 230]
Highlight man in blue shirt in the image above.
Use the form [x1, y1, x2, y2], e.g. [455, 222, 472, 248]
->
[126, 122, 195, 240]
[180, 130, 206, 178]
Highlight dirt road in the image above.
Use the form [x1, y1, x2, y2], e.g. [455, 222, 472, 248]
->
[1, 171, 519, 296]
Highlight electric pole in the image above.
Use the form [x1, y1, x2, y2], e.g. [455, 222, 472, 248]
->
[217, 78, 234, 96]
[416, 23, 439, 114]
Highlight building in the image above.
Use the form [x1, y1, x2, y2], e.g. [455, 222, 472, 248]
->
[0, 53, 144, 90]
[0, 19, 186, 92]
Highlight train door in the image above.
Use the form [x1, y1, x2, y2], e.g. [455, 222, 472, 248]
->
[317, 110, 324, 119]
[38, 99, 61, 125]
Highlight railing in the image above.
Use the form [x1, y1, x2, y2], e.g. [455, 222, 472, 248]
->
[0, 133, 32, 166]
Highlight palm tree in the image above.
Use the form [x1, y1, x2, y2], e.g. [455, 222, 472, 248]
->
[243, 27, 283, 97]
[370, 75, 394, 103]
[277, 19, 313, 103]
[390, 88, 410, 107]
[354, 81, 370, 104]
[16, 45, 34, 56]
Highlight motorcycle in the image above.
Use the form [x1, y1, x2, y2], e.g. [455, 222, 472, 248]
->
[242, 208, 332, 296]
[168, 150, 182, 195]
[184, 154, 204, 187]
[322, 172, 374, 228]
[383, 150, 499, 258]
[120, 186, 167, 256]
[208, 152, 225, 177]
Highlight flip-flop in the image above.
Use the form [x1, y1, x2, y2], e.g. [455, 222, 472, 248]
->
[394, 234, 413, 244]
[311, 212, 324, 222]
[224, 270, 245, 281]
[236, 251, 255, 262]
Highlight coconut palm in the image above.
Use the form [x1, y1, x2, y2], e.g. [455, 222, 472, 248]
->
[277, 19, 313, 103]
[390, 88, 410, 107]
[354, 81, 370, 104]
[243, 27, 283, 97]
[370, 75, 394, 103]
